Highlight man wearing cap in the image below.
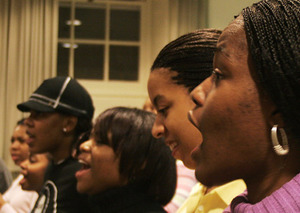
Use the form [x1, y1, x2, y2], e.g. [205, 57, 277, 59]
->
[17, 76, 94, 213]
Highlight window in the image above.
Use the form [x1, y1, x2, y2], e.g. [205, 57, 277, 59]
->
[57, 0, 144, 82]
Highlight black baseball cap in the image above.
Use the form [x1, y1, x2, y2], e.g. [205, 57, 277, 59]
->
[17, 76, 94, 120]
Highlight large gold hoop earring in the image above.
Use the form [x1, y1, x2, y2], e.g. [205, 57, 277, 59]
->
[271, 125, 289, 156]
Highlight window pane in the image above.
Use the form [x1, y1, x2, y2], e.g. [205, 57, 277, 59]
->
[74, 44, 104, 80]
[110, 6, 140, 41]
[58, 6, 71, 38]
[109, 45, 139, 81]
[57, 43, 70, 76]
[75, 5, 105, 39]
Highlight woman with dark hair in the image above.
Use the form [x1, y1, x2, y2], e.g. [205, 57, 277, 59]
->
[17, 76, 94, 212]
[148, 29, 246, 212]
[75, 107, 176, 213]
[189, 0, 300, 212]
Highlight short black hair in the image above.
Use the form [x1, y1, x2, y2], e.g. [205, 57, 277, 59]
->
[93, 107, 177, 205]
[242, 0, 300, 139]
[151, 29, 222, 92]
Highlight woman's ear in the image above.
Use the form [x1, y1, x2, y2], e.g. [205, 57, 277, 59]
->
[268, 108, 285, 128]
[63, 116, 78, 133]
[261, 94, 285, 128]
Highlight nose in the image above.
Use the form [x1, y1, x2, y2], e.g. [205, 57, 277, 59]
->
[151, 117, 165, 139]
[24, 116, 33, 127]
[10, 141, 20, 150]
[20, 159, 29, 170]
[190, 78, 211, 107]
[79, 139, 92, 153]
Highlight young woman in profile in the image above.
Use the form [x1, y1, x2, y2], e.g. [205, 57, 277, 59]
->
[189, 0, 300, 212]
[19, 153, 51, 193]
[75, 107, 177, 213]
[148, 29, 246, 212]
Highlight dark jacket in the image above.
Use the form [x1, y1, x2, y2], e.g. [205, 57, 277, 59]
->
[89, 185, 166, 213]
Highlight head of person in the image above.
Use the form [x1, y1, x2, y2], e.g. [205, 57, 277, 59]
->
[19, 153, 51, 192]
[189, 0, 300, 195]
[147, 29, 221, 168]
[142, 97, 157, 114]
[17, 76, 94, 161]
[75, 107, 176, 206]
[10, 119, 30, 166]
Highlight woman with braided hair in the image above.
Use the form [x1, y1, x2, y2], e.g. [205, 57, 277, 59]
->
[148, 29, 246, 212]
[188, 0, 300, 212]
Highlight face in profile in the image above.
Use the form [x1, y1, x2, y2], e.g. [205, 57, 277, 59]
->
[19, 153, 50, 192]
[10, 125, 30, 166]
[188, 17, 274, 187]
[75, 138, 125, 195]
[25, 111, 69, 154]
[148, 68, 202, 169]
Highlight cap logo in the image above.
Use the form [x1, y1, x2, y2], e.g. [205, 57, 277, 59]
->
[54, 77, 71, 108]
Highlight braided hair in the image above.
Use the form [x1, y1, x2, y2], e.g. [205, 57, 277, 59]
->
[242, 0, 300, 139]
[151, 29, 222, 92]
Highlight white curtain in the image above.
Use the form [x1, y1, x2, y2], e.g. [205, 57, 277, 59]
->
[0, 0, 58, 168]
[169, 0, 208, 40]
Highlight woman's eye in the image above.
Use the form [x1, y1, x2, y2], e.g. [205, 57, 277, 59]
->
[212, 69, 223, 82]
[19, 138, 25, 143]
[157, 107, 168, 116]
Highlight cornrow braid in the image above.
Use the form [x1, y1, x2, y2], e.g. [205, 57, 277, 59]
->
[242, 0, 300, 139]
[151, 29, 222, 92]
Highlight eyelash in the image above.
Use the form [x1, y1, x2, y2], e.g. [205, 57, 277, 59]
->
[157, 107, 168, 116]
[212, 69, 223, 82]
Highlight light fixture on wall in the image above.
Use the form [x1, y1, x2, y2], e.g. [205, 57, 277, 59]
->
[65, 20, 81, 26]
[62, 43, 78, 48]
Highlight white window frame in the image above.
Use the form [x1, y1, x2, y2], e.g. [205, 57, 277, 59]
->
[58, 0, 151, 99]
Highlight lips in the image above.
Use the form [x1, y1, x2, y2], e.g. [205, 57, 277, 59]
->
[188, 110, 200, 130]
[75, 159, 91, 179]
[19, 172, 28, 187]
[19, 176, 27, 186]
[11, 154, 20, 161]
[191, 144, 201, 161]
[165, 140, 180, 159]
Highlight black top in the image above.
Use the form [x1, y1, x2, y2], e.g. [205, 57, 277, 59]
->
[31, 157, 90, 213]
[89, 185, 166, 213]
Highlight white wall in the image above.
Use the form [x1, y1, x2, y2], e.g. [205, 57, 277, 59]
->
[206, 0, 259, 30]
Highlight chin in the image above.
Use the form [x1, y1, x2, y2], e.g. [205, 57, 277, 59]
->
[77, 182, 91, 194]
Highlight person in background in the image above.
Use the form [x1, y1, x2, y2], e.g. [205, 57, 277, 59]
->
[148, 29, 246, 213]
[0, 158, 12, 194]
[75, 107, 177, 213]
[143, 97, 157, 114]
[17, 76, 94, 213]
[0, 119, 38, 213]
[142, 97, 197, 212]
[19, 153, 51, 192]
[189, 0, 300, 212]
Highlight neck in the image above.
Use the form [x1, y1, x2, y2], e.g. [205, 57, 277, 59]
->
[246, 150, 300, 203]
[51, 135, 74, 163]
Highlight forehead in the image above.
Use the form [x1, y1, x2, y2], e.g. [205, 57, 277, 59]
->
[216, 17, 247, 58]
[148, 68, 178, 95]
[148, 68, 176, 84]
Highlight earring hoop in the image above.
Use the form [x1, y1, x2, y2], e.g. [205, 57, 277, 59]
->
[271, 125, 289, 156]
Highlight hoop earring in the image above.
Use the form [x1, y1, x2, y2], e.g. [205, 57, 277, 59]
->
[271, 125, 289, 156]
